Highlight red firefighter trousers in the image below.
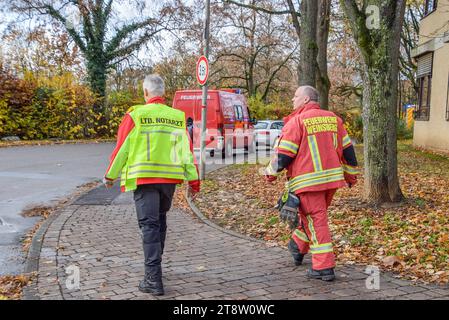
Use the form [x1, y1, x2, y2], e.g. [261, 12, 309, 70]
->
[292, 189, 336, 271]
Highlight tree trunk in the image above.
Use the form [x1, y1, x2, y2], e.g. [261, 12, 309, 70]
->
[87, 62, 107, 101]
[351, 1, 406, 204]
[361, 62, 396, 203]
[316, 0, 331, 110]
[362, 71, 404, 203]
[298, 0, 318, 87]
[386, 2, 406, 203]
[86, 53, 108, 136]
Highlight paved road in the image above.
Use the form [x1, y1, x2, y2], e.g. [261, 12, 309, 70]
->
[0, 143, 117, 275]
[25, 203, 449, 300]
[0, 143, 271, 275]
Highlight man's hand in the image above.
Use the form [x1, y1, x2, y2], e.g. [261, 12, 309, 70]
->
[188, 180, 200, 200]
[344, 173, 357, 188]
[265, 175, 277, 183]
[103, 177, 114, 189]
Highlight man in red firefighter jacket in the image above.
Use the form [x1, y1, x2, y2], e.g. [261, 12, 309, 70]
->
[265, 86, 359, 281]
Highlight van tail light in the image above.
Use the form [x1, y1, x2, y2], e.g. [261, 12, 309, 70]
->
[259, 131, 270, 135]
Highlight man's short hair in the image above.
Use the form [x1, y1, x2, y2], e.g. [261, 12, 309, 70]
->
[302, 86, 319, 102]
[143, 74, 165, 97]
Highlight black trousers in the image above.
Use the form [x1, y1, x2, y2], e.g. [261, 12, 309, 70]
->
[133, 184, 176, 279]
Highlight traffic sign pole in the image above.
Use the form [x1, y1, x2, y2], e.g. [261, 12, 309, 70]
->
[200, 0, 210, 181]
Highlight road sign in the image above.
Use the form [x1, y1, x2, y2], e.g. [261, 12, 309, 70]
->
[196, 56, 209, 86]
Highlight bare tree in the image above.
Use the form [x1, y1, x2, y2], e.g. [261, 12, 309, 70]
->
[225, 0, 332, 109]
[213, 0, 297, 102]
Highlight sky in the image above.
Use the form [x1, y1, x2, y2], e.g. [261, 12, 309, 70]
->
[0, 1, 201, 66]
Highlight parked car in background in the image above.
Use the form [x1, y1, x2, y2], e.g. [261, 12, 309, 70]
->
[254, 120, 284, 150]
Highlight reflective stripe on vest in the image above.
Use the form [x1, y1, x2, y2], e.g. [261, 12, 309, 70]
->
[119, 104, 197, 191]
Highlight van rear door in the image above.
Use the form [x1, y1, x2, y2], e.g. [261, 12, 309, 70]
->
[173, 91, 220, 149]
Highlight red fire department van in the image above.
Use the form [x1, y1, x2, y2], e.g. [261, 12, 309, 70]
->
[172, 89, 256, 158]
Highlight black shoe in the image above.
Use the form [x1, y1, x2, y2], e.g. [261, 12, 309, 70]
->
[306, 268, 336, 281]
[288, 239, 304, 266]
[138, 277, 164, 296]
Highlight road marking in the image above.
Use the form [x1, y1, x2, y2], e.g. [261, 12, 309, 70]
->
[0, 217, 16, 233]
[0, 171, 64, 180]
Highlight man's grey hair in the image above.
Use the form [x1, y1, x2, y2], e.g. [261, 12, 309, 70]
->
[143, 74, 165, 97]
[301, 85, 319, 102]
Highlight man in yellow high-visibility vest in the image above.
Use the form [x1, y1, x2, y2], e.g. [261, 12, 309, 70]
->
[103, 74, 200, 296]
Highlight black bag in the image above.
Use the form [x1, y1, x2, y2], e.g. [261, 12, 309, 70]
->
[275, 189, 300, 230]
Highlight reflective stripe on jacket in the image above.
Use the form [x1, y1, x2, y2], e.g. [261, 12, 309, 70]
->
[271, 102, 359, 194]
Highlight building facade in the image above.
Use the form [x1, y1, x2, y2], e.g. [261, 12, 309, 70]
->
[413, 0, 449, 152]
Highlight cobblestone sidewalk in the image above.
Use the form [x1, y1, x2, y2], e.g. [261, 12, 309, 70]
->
[23, 193, 449, 300]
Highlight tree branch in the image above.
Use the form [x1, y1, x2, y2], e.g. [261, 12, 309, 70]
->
[261, 47, 296, 101]
[340, 0, 373, 59]
[224, 0, 300, 16]
[43, 3, 87, 52]
[107, 28, 163, 64]
[285, 0, 301, 39]
[105, 18, 159, 53]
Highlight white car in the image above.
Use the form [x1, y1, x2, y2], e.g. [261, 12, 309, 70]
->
[254, 120, 284, 150]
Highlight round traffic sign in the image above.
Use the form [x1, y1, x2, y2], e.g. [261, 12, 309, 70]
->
[196, 56, 209, 86]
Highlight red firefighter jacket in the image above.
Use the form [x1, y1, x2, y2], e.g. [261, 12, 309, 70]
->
[266, 102, 359, 194]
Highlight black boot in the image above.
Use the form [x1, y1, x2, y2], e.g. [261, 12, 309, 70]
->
[306, 268, 336, 282]
[139, 275, 164, 296]
[288, 239, 304, 266]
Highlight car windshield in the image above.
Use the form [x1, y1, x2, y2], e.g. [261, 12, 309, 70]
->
[254, 122, 269, 129]
[271, 122, 284, 130]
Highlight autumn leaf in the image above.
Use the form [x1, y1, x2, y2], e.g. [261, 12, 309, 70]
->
[383, 256, 403, 268]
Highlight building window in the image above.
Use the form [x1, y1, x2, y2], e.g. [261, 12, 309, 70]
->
[424, 0, 438, 16]
[415, 53, 433, 121]
[446, 73, 449, 121]
[417, 76, 432, 120]
[234, 105, 243, 121]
